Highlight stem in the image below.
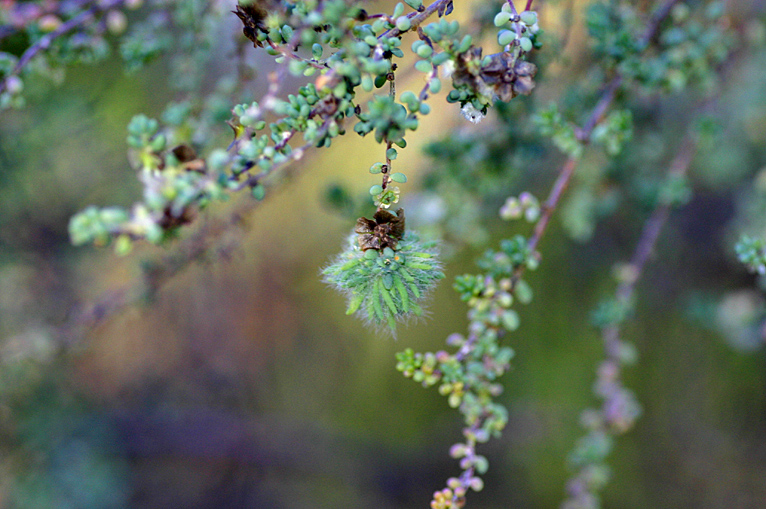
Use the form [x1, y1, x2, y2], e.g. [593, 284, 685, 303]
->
[610, 134, 696, 317]
[513, 0, 682, 287]
[0, 0, 125, 95]
[378, 71, 397, 204]
[382, 0, 454, 39]
[0, 0, 96, 42]
[564, 129, 698, 506]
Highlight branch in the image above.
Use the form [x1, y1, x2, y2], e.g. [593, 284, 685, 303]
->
[383, 0, 454, 39]
[0, 0, 125, 95]
[563, 129, 697, 507]
[53, 0, 463, 341]
[0, 0, 96, 42]
[0, 0, 125, 94]
[515, 0, 682, 284]
[58, 200, 253, 345]
[605, 134, 696, 340]
[435, 2, 684, 504]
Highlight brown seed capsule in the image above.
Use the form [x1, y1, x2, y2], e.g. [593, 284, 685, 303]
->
[233, 4, 269, 47]
[452, 47, 538, 103]
[355, 208, 405, 251]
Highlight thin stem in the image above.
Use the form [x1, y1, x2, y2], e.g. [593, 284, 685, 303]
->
[0, 0, 96, 42]
[607, 134, 696, 330]
[379, 70, 397, 201]
[382, 0, 453, 39]
[526, 156, 576, 255]
[513, 0, 681, 286]
[564, 129, 698, 506]
[0, 0, 125, 95]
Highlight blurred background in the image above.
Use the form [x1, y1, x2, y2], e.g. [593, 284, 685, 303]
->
[2, 0, 766, 507]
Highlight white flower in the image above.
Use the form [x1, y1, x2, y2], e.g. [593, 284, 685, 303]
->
[461, 103, 485, 124]
[441, 59, 456, 79]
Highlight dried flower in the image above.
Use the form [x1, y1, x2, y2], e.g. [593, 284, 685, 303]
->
[354, 208, 405, 251]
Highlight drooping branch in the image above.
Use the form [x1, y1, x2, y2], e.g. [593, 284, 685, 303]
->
[430, 2, 686, 506]
[563, 129, 697, 508]
[50, 0, 466, 343]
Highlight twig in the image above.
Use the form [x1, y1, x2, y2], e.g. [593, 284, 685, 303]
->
[50, 0, 461, 342]
[445, 2, 683, 503]
[563, 129, 697, 507]
[514, 0, 682, 285]
[0, 0, 96, 42]
[522, 75, 622, 263]
[605, 134, 696, 341]
[0, 0, 124, 95]
[382, 0, 454, 39]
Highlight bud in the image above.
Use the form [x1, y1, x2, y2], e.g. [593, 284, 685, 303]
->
[107, 10, 128, 35]
[38, 15, 62, 32]
[4, 76, 23, 95]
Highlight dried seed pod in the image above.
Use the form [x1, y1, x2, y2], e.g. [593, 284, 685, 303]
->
[233, 3, 269, 47]
[354, 208, 405, 251]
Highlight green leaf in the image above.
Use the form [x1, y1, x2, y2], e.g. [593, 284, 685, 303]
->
[381, 282, 399, 314]
[498, 30, 515, 46]
[494, 12, 511, 26]
[372, 279, 385, 321]
[415, 60, 432, 73]
[393, 274, 409, 312]
[346, 293, 364, 314]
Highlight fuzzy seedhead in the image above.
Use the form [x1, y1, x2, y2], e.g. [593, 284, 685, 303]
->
[323, 229, 444, 333]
